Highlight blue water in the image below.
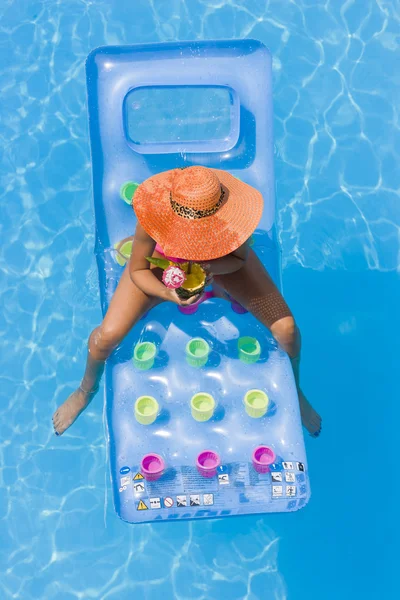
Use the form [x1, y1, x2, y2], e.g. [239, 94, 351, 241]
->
[0, 1, 398, 598]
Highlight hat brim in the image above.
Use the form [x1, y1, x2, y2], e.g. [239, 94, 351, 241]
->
[133, 168, 263, 261]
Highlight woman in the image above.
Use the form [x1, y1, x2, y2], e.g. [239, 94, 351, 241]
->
[53, 166, 321, 437]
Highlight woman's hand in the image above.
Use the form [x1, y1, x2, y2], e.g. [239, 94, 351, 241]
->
[164, 288, 201, 306]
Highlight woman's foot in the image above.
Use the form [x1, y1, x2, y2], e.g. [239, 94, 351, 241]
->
[298, 389, 322, 438]
[52, 386, 98, 436]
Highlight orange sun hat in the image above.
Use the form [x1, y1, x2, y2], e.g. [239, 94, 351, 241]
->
[133, 166, 264, 261]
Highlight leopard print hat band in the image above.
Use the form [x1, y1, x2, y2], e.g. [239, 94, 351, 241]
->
[169, 186, 225, 220]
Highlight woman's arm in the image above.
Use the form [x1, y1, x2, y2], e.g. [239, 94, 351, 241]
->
[200, 242, 249, 276]
[129, 223, 163, 296]
[129, 224, 199, 306]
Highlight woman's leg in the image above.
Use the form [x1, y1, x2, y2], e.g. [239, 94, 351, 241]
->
[52, 266, 162, 435]
[214, 249, 321, 437]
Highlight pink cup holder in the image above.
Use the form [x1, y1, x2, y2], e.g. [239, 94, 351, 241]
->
[140, 453, 165, 481]
[178, 291, 214, 315]
[252, 446, 276, 474]
[178, 302, 199, 315]
[196, 450, 221, 478]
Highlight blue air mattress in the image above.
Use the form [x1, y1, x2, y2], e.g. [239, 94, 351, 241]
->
[86, 39, 310, 523]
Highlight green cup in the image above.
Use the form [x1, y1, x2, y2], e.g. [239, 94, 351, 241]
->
[185, 338, 210, 368]
[191, 392, 215, 422]
[113, 240, 133, 267]
[134, 395, 159, 425]
[120, 181, 139, 205]
[238, 336, 261, 364]
[133, 342, 156, 370]
[244, 389, 269, 418]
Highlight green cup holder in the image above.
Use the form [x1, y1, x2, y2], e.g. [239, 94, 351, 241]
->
[120, 181, 139, 205]
[113, 239, 133, 266]
[238, 336, 261, 364]
[244, 389, 269, 418]
[190, 392, 216, 422]
[185, 338, 210, 368]
[133, 341, 156, 370]
[134, 395, 159, 425]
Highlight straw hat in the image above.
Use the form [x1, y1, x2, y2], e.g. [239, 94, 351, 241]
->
[133, 166, 263, 261]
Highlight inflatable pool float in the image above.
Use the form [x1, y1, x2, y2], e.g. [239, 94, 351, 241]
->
[86, 39, 310, 523]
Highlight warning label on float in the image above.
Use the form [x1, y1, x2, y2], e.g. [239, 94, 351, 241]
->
[133, 481, 145, 493]
[133, 472, 144, 481]
[218, 473, 229, 485]
[137, 499, 148, 511]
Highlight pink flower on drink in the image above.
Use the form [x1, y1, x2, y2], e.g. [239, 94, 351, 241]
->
[162, 265, 186, 289]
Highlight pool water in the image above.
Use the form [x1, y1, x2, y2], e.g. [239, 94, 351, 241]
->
[0, 1, 398, 599]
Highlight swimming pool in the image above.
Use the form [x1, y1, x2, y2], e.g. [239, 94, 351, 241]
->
[0, 1, 398, 598]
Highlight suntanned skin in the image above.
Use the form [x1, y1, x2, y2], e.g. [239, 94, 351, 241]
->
[52, 223, 321, 438]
